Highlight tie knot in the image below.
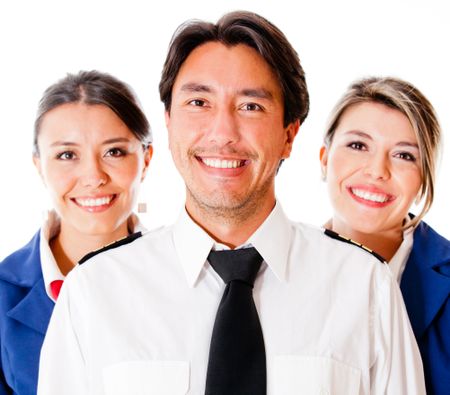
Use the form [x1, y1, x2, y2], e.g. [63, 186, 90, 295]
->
[208, 247, 263, 286]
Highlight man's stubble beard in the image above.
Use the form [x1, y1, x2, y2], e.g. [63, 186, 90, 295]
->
[186, 175, 274, 226]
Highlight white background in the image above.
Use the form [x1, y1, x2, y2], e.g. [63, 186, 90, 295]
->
[0, 0, 448, 259]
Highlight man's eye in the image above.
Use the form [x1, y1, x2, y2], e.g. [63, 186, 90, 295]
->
[188, 99, 206, 107]
[242, 103, 262, 111]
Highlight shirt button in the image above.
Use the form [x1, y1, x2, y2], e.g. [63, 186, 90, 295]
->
[318, 389, 330, 395]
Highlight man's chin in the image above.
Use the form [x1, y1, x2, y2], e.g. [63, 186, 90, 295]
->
[188, 191, 253, 217]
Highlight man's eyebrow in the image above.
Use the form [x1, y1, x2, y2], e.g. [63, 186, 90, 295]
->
[180, 83, 213, 93]
[179, 83, 273, 100]
[240, 88, 273, 100]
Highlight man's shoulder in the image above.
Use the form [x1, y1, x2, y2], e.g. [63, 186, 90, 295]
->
[291, 221, 386, 265]
[290, 221, 394, 304]
[323, 228, 386, 263]
[78, 225, 172, 267]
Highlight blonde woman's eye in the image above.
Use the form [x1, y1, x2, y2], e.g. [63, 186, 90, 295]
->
[396, 152, 416, 162]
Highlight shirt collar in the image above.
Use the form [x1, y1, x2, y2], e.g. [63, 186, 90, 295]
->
[172, 208, 215, 288]
[172, 201, 293, 287]
[128, 212, 147, 233]
[389, 216, 415, 283]
[247, 202, 292, 282]
[40, 210, 64, 302]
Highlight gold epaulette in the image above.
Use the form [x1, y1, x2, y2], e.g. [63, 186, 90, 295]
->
[78, 231, 143, 265]
[324, 229, 386, 263]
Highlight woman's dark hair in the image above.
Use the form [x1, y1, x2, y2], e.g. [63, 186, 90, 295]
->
[159, 10, 309, 127]
[33, 70, 152, 156]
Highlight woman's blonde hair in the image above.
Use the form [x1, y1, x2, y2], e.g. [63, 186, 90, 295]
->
[324, 77, 441, 228]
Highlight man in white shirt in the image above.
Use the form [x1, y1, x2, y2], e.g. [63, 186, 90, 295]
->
[38, 11, 425, 394]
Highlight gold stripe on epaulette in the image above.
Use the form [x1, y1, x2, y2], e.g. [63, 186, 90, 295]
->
[324, 228, 386, 263]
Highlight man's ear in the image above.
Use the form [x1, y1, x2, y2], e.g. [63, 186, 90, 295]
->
[165, 111, 172, 149]
[140, 145, 153, 182]
[319, 145, 328, 180]
[164, 111, 170, 129]
[281, 120, 300, 159]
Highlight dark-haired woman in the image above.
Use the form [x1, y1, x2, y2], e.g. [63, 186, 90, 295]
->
[0, 70, 152, 395]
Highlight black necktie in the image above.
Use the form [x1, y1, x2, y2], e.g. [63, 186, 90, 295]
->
[205, 247, 266, 395]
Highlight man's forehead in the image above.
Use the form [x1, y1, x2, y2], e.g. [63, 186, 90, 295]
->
[172, 42, 282, 98]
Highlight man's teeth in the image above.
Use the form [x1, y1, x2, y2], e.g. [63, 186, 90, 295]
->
[76, 196, 113, 207]
[202, 158, 245, 169]
[352, 188, 389, 203]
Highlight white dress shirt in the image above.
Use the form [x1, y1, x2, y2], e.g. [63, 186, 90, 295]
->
[38, 203, 425, 395]
[40, 211, 146, 302]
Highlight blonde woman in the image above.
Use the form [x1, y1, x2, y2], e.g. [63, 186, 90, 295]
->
[320, 76, 449, 395]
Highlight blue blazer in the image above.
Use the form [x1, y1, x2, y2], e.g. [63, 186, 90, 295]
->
[401, 221, 450, 395]
[0, 232, 54, 395]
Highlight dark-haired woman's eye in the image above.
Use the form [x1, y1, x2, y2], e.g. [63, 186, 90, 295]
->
[56, 151, 76, 160]
[347, 141, 366, 151]
[105, 148, 126, 158]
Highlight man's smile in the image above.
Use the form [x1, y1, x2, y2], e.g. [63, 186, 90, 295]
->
[199, 157, 248, 169]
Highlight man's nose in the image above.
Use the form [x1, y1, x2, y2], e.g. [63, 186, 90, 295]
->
[206, 107, 240, 147]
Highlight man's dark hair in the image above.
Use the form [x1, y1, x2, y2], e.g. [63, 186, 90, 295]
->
[159, 10, 309, 127]
[33, 70, 152, 156]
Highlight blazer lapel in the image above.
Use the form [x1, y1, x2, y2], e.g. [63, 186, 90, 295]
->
[7, 278, 54, 335]
[1, 231, 54, 335]
[401, 221, 450, 339]
[0, 231, 42, 287]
